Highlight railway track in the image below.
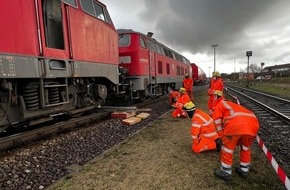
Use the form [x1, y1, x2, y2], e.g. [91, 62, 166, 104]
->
[0, 94, 168, 152]
[225, 85, 290, 178]
[0, 111, 111, 151]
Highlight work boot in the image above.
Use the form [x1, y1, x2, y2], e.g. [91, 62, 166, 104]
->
[235, 166, 248, 178]
[214, 169, 232, 181]
[215, 138, 221, 152]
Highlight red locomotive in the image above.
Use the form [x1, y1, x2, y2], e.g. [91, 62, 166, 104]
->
[0, 0, 120, 132]
[118, 29, 191, 101]
[191, 63, 206, 85]
[0, 1, 191, 133]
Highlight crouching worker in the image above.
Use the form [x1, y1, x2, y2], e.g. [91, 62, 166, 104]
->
[171, 88, 190, 118]
[212, 91, 260, 181]
[169, 90, 180, 106]
[183, 102, 219, 153]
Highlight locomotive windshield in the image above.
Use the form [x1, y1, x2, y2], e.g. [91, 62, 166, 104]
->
[119, 34, 130, 47]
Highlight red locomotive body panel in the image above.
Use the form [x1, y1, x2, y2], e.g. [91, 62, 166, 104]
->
[68, 6, 118, 64]
[0, 1, 40, 56]
[119, 33, 149, 75]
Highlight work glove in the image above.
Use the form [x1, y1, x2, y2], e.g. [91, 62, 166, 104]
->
[215, 138, 222, 152]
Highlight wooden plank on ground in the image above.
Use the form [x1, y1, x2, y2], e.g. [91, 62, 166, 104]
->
[136, 112, 150, 119]
[122, 117, 141, 126]
[111, 111, 135, 119]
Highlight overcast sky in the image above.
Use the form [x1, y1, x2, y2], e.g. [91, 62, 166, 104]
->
[103, 0, 290, 76]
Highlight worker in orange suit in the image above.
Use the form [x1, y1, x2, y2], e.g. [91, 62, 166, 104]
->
[183, 101, 219, 153]
[183, 73, 193, 101]
[212, 91, 260, 181]
[211, 90, 224, 112]
[208, 71, 223, 116]
[209, 71, 216, 88]
[169, 90, 180, 106]
[171, 88, 190, 118]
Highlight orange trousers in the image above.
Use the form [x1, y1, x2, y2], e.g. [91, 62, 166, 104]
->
[207, 95, 214, 111]
[220, 135, 255, 166]
[172, 108, 187, 118]
[192, 137, 217, 153]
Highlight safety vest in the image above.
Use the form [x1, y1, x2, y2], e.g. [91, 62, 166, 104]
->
[212, 100, 260, 137]
[191, 109, 218, 140]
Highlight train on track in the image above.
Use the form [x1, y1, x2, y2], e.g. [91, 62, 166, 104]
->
[190, 63, 207, 85]
[0, 0, 194, 133]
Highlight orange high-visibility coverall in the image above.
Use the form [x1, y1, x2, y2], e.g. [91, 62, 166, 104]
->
[190, 109, 218, 153]
[171, 93, 190, 118]
[212, 100, 260, 175]
[183, 78, 193, 100]
[169, 90, 180, 106]
[208, 77, 223, 113]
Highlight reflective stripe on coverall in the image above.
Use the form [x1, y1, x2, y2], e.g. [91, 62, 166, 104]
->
[212, 100, 260, 174]
[191, 109, 218, 153]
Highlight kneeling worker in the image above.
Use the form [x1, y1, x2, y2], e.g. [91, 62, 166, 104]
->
[171, 88, 190, 118]
[183, 102, 219, 153]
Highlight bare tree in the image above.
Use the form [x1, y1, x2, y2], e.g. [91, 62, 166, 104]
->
[249, 63, 262, 73]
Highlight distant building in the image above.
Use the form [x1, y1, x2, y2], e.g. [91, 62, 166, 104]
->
[239, 72, 254, 80]
[260, 63, 290, 78]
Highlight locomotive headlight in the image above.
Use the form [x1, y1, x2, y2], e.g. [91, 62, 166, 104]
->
[119, 56, 131, 64]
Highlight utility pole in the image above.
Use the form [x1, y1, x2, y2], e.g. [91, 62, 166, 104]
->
[212, 44, 218, 72]
[246, 51, 252, 87]
[234, 57, 236, 80]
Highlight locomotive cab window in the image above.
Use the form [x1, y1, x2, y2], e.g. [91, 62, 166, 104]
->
[80, 0, 94, 16]
[61, 0, 77, 7]
[80, 0, 111, 23]
[119, 34, 130, 47]
[155, 44, 162, 54]
[140, 37, 146, 48]
[93, 2, 106, 21]
[43, 0, 65, 49]
[146, 40, 156, 51]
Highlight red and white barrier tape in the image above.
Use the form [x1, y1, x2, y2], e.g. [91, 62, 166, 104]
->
[226, 88, 290, 190]
[256, 136, 290, 190]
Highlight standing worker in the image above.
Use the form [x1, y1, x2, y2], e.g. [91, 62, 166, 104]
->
[171, 88, 190, 118]
[212, 91, 260, 181]
[208, 71, 223, 116]
[183, 101, 219, 153]
[183, 73, 194, 101]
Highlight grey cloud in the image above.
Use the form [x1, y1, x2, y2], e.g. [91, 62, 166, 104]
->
[137, 0, 290, 63]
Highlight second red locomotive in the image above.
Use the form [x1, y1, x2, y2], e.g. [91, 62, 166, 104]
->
[118, 29, 191, 101]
